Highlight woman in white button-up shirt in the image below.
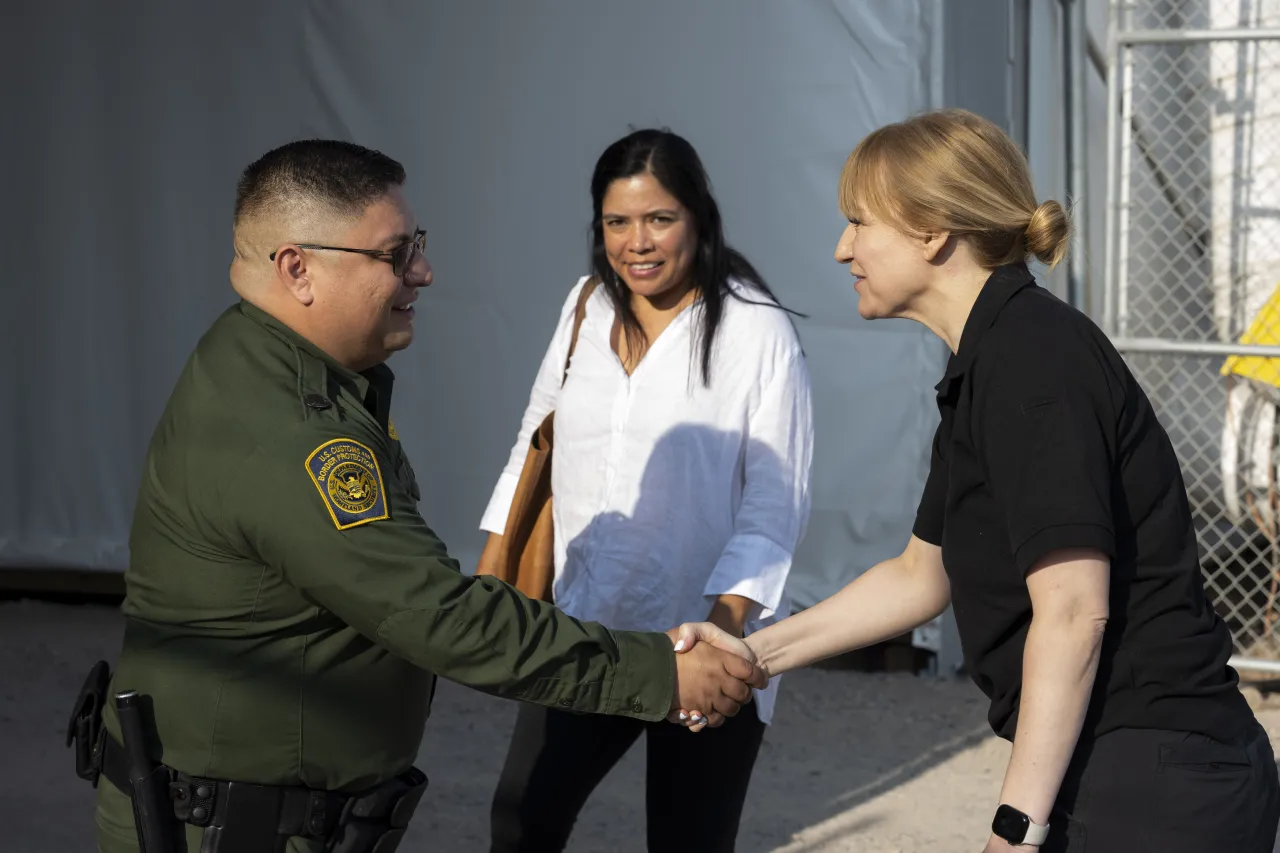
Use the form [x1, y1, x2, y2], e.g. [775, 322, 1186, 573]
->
[478, 129, 813, 853]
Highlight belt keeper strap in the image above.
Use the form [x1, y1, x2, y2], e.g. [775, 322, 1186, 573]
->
[294, 790, 337, 839]
[170, 776, 218, 826]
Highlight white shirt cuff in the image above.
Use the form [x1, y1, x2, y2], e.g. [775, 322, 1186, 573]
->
[478, 472, 520, 534]
[702, 532, 794, 621]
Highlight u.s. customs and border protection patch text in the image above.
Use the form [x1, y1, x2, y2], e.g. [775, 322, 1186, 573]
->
[305, 438, 390, 530]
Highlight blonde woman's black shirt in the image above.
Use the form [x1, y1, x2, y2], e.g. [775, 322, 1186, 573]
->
[914, 262, 1249, 742]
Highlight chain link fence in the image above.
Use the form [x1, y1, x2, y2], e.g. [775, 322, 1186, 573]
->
[1106, 0, 1280, 668]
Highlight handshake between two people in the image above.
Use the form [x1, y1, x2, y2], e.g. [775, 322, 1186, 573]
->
[665, 622, 764, 733]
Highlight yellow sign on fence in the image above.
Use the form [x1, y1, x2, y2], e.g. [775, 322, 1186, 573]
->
[1222, 281, 1280, 390]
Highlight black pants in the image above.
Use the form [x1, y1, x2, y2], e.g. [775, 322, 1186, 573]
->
[1045, 718, 1280, 852]
[490, 702, 766, 853]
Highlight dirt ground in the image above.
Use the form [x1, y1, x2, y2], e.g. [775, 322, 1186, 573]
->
[5, 597, 1280, 853]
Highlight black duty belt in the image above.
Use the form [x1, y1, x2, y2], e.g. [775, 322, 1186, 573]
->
[99, 733, 427, 853]
[99, 734, 349, 839]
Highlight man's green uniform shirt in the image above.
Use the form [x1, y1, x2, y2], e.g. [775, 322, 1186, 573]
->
[101, 301, 676, 794]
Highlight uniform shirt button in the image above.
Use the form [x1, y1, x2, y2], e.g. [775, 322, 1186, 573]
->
[632, 701, 644, 712]
[303, 394, 332, 410]
[559, 699, 572, 707]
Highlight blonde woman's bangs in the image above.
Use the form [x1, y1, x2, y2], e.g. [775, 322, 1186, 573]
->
[838, 134, 903, 230]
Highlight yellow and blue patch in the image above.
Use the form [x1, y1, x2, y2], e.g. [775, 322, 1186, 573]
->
[305, 438, 389, 530]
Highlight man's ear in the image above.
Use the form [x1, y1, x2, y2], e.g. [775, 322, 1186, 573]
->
[922, 230, 951, 263]
[274, 245, 315, 306]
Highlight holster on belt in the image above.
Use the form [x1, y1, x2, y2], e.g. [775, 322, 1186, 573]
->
[116, 689, 181, 853]
[65, 659, 111, 786]
[328, 767, 429, 853]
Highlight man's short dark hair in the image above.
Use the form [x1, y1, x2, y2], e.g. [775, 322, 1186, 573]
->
[234, 140, 406, 224]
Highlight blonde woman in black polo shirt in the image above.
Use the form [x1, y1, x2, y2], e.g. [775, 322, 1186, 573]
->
[671, 108, 1280, 852]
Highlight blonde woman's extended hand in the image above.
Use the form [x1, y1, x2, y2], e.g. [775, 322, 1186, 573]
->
[666, 622, 766, 732]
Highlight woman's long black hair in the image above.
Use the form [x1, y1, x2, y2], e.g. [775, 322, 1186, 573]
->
[589, 128, 801, 386]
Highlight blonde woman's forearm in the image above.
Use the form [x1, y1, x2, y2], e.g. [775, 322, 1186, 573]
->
[993, 549, 1109, 833]
[745, 536, 950, 677]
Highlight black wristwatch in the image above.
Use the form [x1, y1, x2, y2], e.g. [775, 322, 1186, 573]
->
[992, 804, 1049, 847]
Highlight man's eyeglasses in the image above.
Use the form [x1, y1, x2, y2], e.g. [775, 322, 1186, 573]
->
[270, 229, 426, 277]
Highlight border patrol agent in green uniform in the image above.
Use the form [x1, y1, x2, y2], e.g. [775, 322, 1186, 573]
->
[67, 140, 764, 853]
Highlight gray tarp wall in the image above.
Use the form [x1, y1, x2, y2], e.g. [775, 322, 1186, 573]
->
[3, 1, 1102, 618]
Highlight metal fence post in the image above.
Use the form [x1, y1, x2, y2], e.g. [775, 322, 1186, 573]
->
[1105, 0, 1280, 672]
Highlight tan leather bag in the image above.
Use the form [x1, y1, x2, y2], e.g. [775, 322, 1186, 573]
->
[478, 278, 599, 601]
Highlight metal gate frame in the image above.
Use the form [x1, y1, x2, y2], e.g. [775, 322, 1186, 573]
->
[1104, 2, 1280, 673]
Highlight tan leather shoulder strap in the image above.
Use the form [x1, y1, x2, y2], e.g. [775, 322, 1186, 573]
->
[561, 276, 599, 386]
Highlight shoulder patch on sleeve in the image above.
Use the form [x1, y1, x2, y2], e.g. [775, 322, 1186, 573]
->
[305, 438, 389, 530]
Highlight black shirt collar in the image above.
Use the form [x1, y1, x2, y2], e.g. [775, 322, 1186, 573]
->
[936, 262, 1035, 397]
[361, 363, 395, 433]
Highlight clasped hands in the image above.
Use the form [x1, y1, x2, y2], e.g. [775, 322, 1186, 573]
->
[664, 622, 765, 732]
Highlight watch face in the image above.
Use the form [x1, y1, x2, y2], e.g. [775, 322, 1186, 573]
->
[992, 804, 1030, 844]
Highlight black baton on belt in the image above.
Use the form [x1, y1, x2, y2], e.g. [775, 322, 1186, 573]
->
[116, 690, 178, 853]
